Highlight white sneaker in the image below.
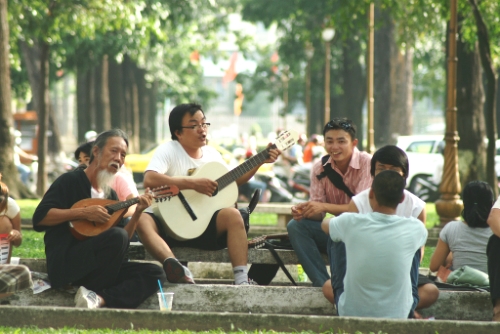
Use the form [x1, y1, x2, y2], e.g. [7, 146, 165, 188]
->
[237, 278, 258, 285]
[74, 286, 100, 308]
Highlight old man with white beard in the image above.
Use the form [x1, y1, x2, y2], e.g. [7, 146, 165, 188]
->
[32, 129, 166, 309]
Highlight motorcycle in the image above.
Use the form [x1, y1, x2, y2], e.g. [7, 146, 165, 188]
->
[238, 172, 304, 204]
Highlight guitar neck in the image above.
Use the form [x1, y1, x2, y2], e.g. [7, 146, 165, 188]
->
[106, 197, 139, 213]
[216, 145, 275, 190]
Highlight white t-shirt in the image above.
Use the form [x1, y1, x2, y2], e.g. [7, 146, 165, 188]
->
[144, 140, 226, 213]
[352, 188, 425, 218]
[439, 220, 492, 273]
[0, 197, 20, 219]
[329, 212, 428, 319]
[146, 141, 226, 177]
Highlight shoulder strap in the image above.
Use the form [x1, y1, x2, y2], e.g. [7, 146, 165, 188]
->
[316, 155, 355, 198]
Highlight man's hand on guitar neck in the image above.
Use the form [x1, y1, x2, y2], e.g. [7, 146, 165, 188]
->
[264, 144, 281, 164]
[135, 189, 153, 212]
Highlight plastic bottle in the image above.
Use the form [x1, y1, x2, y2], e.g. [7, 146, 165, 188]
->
[297, 264, 308, 282]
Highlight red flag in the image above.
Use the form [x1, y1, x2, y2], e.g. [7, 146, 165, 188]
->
[223, 52, 238, 86]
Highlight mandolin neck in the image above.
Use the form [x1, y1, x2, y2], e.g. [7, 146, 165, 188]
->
[106, 198, 139, 214]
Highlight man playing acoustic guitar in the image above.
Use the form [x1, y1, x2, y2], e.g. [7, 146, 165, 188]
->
[138, 103, 281, 285]
[33, 129, 166, 309]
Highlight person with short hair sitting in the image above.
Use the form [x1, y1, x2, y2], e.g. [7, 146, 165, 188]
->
[321, 170, 428, 319]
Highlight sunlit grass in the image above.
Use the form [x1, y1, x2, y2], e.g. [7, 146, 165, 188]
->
[17, 198, 41, 219]
[0, 329, 352, 334]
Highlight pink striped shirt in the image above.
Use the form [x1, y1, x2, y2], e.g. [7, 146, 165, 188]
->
[310, 147, 373, 210]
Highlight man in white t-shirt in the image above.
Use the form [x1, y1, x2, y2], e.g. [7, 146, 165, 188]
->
[322, 145, 439, 318]
[322, 170, 428, 319]
[137, 103, 281, 285]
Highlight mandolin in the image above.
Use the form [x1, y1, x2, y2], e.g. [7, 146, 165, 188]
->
[69, 185, 179, 240]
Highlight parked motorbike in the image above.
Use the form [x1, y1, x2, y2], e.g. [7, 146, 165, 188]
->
[408, 174, 441, 202]
[238, 172, 304, 204]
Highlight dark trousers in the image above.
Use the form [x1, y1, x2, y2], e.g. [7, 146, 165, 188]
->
[73, 228, 165, 308]
[487, 234, 500, 305]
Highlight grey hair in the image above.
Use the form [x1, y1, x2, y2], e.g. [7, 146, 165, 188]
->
[88, 129, 129, 164]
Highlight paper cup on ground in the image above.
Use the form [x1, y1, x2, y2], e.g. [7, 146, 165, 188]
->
[157, 292, 174, 311]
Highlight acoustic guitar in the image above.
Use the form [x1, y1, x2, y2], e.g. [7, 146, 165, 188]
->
[153, 129, 299, 240]
[69, 185, 179, 240]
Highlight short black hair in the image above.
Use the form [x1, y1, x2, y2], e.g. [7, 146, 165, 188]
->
[323, 118, 356, 140]
[88, 129, 129, 164]
[74, 141, 94, 161]
[372, 170, 406, 208]
[461, 181, 494, 228]
[168, 103, 204, 141]
[371, 145, 409, 178]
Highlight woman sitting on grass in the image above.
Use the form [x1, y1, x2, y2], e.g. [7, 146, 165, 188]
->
[430, 181, 493, 274]
[0, 174, 23, 264]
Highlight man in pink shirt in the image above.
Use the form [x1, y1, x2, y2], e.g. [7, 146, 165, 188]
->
[287, 118, 372, 295]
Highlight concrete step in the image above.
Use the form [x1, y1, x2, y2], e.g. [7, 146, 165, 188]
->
[1, 306, 498, 334]
[1, 282, 494, 322]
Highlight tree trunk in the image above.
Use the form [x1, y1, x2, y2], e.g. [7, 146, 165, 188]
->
[136, 66, 153, 151]
[0, 0, 20, 198]
[35, 42, 50, 196]
[337, 35, 365, 148]
[374, 6, 394, 146]
[469, 0, 498, 197]
[455, 26, 486, 187]
[390, 45, 413, 139]
[109, 58, 126, 130]
[19, 41, 62, 156]
[76, 66, 91, 143]
[94, 55, 111, 132]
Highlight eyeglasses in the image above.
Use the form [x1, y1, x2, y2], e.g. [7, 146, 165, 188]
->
[181, 123, 211, 130]
[326, 119, 352, 131]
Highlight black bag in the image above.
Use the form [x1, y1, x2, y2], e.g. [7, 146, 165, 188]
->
[248, 234, 297, 286]
[239, 190, 297, 286]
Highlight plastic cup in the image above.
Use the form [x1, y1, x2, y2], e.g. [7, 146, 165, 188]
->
[157, 292, 174, 311]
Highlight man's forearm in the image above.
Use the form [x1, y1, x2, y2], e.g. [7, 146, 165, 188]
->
[37, 208, 85, 226]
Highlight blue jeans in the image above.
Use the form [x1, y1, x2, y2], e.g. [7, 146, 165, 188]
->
[327, 238, 346, 307]
[328, 239, 421, 314]
[287, 218, 329, 287]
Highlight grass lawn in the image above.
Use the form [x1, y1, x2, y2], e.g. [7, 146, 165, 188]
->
[0, 329, 350, 334]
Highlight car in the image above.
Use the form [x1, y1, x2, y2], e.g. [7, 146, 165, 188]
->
[396, 135, 500, 202]
[124, 141, 236, 184]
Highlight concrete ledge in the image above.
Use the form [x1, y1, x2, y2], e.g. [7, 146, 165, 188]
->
[6, 284, 334, 316]
[127, 242, 328, 265]
[0, 306, 499, 333]
[3, 279, 493, 321]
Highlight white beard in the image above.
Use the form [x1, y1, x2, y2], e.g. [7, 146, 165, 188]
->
[96, 168, 116, 198]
